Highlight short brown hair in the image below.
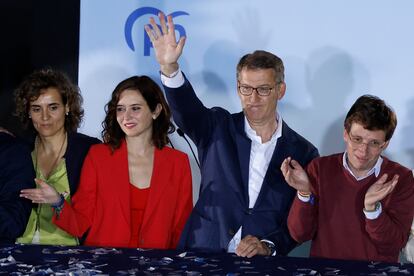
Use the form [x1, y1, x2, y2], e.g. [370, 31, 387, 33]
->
[102, 75, 175, 151]
[14, 68, 83, 133]
[344, 94, 397, 141]
[236, 50, 285, 83]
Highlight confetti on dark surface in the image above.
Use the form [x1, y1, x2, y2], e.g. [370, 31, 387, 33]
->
[0, 244, 413, 275]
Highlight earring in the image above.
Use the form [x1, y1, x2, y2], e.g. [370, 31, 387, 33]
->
[65, 112, 69, 116]
[28, 114, 31, 118]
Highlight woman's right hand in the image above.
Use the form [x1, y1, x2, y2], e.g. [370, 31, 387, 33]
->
[20, 178, 61, 205]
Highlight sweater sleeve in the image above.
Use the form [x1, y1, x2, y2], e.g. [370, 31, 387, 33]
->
[288, 196, 318, 243]
[365, 170, 414, 255]
[287, 160, 320, 243]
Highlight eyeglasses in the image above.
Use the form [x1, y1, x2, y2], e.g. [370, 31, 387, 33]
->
[238, 82, 279, 96]
[347, 132, 386, 150]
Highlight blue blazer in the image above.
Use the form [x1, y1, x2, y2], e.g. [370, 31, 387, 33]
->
[0, 133, 35, 244]
[164, 75, 319, 255]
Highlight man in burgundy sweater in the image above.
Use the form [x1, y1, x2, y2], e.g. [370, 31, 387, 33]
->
[281, 95, 414, 263]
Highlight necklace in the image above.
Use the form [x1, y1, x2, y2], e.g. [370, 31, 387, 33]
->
[32, 132, 67, 244]
[34, 132, 67, 179]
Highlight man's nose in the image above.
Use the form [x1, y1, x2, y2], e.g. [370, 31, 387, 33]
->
[249, 90, 260, 102]
[357, 142, 369, 154]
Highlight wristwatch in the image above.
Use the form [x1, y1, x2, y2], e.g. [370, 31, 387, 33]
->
[262, 240, 276, 256]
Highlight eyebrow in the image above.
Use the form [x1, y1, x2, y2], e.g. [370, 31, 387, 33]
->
[30, 103, 61, 107]
[239, 83, 273, 87]
[117, 103, 143, 107]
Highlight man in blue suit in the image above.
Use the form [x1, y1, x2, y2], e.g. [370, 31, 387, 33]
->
[0, 129, 35, 244]
[146, 14, 319, 257]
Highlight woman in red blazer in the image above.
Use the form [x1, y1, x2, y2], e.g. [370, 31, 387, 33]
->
[21, 76, 193, 249]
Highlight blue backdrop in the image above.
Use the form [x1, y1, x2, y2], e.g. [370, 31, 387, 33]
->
[78, 2, 414, 257]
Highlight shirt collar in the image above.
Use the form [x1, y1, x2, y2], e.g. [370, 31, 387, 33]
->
[342, 152, 383, 180]
[244, 112, 283, 144]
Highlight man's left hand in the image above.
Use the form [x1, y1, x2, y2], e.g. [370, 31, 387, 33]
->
[235, 235, 271, 258]
[364, 173, 398, 211]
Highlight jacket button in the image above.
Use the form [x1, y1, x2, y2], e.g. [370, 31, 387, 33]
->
[228, 229, 235, 236]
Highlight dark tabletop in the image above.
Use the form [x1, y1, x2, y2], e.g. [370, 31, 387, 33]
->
[0, 244, 413, 275]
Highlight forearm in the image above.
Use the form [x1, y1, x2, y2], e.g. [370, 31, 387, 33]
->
[0, 202, 32, 241]
[52, 201, 91, 238]
[366, 173, 414, 253]
[365, 208, 413, 252]
[287, 197, 318, 243]
[164, 75, 217, 146]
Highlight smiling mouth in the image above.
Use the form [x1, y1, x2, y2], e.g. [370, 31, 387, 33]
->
[355, 156, 368, 162]
[124, 123, 136, 128]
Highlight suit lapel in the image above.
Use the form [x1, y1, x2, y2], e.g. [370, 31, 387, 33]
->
[234, 112, 251, 206]
[116, 140, 132, 227]
[141, 147, 168, 228]
[254, 122, 296, 206]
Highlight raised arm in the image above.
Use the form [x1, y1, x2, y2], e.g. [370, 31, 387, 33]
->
[145, 13, 186, 75]
[282, 157, 319, 243]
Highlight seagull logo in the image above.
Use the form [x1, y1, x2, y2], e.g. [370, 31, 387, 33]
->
[124, 7, 189, 56]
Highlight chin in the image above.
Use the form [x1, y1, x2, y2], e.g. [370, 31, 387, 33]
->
[246, 114, 263, 122]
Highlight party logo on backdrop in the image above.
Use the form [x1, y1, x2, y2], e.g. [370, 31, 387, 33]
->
[125, 7, 189, 56]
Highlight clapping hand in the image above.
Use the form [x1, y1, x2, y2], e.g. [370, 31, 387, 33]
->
[280, 157, 312, 195]
[364, 173, 398, 211]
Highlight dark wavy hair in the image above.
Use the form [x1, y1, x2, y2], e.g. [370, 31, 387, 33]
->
[344, 94, 397, 141]
[14, 68, 83, 133]
[236, 50, 285, 83]
[102, 75, 175, 151]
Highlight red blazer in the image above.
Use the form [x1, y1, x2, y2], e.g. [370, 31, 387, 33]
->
[53, 140, 193, 249]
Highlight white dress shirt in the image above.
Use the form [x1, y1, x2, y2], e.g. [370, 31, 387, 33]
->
[227, 114, 282, 253]
[160, 69, 185, 87]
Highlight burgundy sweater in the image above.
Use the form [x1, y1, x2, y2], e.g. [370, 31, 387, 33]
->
[288, 153, 414, 263]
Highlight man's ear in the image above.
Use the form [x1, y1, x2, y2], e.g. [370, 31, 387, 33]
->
[343, 129, 348, 142]
[381, 140, 390, 151]
[277, 82, 286, 100]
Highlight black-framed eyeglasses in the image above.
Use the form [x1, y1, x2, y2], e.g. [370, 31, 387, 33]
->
[237, 81, 279, 96]
[347, 131, 386, 150]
